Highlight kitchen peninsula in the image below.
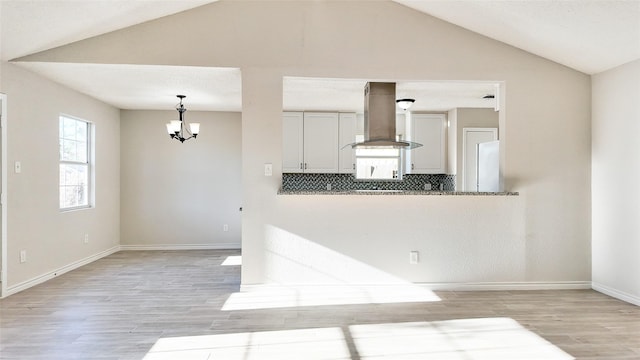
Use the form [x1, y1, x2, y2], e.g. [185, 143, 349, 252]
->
[278, 189, 519, 196]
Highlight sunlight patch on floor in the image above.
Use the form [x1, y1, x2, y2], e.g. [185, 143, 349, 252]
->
[143, 327, 350, 360]
[350, 317, 575, 359]
[143, 317, 573, 360]
[221, 255, 242, 266]
[221, 284, 441, 311]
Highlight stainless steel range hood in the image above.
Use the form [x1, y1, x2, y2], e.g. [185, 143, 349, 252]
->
[351, 82, 422, 149]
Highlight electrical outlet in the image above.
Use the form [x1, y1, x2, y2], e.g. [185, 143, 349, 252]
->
[223, 224, 229, 232]
[20, 250, 26, 263]
[264, 163, 273, 176]
[84, 234, 89, 244]
[14, 161, 21, 174]
[409, 251, 419, 264]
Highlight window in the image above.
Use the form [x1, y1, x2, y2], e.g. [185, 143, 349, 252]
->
[59, 115, 92, 210]
[354, 135, 402, 180]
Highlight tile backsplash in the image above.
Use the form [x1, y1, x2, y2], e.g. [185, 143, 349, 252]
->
[282, 173, 456, 191]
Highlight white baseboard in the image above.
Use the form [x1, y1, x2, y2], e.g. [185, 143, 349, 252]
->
[4, 245, 121, 297]
[417, 281, 592, 291]
[592, 282, 640, 306]
[120, 243, 241, 251]
[240, 281, 592, 292]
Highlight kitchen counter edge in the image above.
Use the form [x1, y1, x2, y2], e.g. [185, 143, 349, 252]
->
[277, 189, 519, 196]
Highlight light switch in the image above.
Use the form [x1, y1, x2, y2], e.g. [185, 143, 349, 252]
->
[14, 161, 21, 173]
[264, 163, 273, 176]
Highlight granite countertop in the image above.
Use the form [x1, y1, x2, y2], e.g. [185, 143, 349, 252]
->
[278, 189, 519, 196]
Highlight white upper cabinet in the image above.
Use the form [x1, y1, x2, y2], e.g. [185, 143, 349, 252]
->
[338, 113, 357, 173]
[406, 113, 446, 174]
[283, 112, 341, 174]
[282, 112, 304, 173]
[303, 112, 339, 173]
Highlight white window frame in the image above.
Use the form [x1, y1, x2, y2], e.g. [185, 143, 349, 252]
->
[59, 114, 93, 211]
[354, 135, 403, 181]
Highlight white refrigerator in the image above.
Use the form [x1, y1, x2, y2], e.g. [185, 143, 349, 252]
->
[477, 140, 500, 192]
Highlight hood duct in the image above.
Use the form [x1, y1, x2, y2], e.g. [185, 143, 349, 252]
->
[351, 82, 422, 149]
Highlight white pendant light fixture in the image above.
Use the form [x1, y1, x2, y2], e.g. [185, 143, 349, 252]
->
[396, 98, 415, 111]
[166, 95, 200, 143]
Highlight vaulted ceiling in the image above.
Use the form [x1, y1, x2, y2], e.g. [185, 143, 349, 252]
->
[1, 0, 638, 111]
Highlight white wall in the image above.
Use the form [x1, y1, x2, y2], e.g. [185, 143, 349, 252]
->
[447, 109, 457, 175]
[0, 62, 120, 290]
[120, 110, 241, 249]
[18, 1, 592, 287]
[592, 59, 640, 305]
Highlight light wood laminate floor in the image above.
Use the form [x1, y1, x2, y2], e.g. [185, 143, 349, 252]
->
[1, 250, 638, 359]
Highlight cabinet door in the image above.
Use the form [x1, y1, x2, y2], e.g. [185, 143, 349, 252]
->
[338, 113, 357, 174]
[282, 112, 304, 173]
[303, 112, 339, 173]
[407, 113, 446, 174]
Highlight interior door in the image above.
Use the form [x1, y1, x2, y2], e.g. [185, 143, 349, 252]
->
[462, 128, 497, 191]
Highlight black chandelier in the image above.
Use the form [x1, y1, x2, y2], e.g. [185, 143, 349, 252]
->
[165, 95, 200, 143]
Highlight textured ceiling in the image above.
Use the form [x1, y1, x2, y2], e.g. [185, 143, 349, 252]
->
[17, 62, 241, 111]
[1, 0, 638, 111]
[0, 0, 217, 61]
[283, 78, 497, 113]
[396, 0, 640, 74]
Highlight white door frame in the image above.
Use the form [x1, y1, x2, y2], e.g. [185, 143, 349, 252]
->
[462, 127, 498, 191]
[1, 93, 7, 298]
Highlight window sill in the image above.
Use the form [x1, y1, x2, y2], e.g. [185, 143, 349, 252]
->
[60, 205, 93, 213]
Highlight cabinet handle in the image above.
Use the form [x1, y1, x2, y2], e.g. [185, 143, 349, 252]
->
[300, 162, 303, 169]
[353, 164, 355, 170]
[304, 163, 307, 169]
[411, 163, 415, 170]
